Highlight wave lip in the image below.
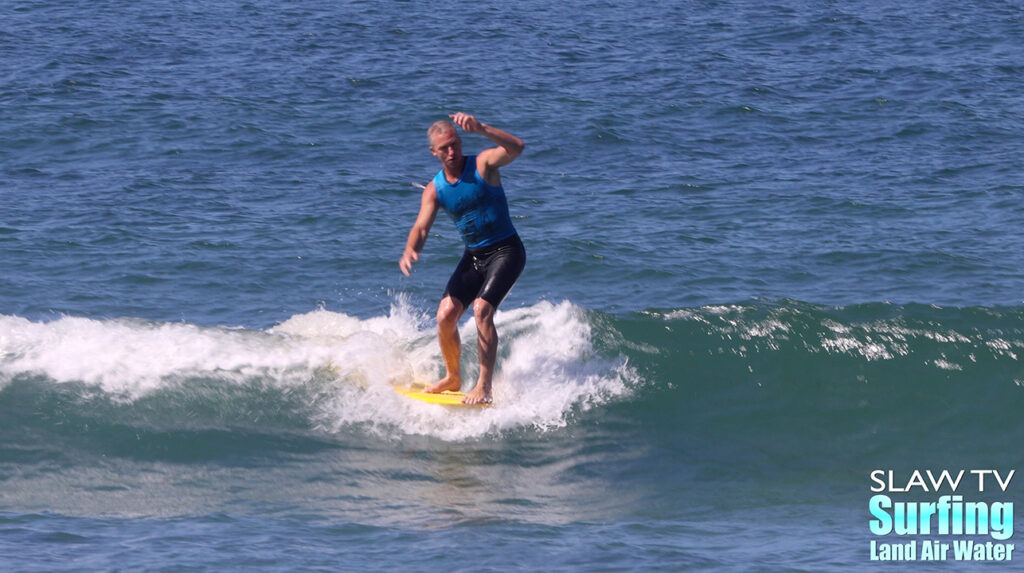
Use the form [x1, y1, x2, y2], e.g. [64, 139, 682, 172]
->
[614, 300, 1024, 464]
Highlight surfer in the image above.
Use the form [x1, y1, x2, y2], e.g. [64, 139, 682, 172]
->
[399, 112, 526, 404]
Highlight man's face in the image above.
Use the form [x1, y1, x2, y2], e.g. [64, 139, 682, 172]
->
[430, 129, 462, 168]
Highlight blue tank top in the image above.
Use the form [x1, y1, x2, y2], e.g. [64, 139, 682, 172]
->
[433, 155, 517, 249]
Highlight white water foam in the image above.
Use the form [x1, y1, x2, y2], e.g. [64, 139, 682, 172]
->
[298, 299, 636, 441]
[0, 299, 635, 440]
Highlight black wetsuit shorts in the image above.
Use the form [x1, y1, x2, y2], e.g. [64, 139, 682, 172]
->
[443, 234, 526, 309]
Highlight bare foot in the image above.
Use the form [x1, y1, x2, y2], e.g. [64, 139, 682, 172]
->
[424, 376, 461, 394]
[462, 384, 492, 405]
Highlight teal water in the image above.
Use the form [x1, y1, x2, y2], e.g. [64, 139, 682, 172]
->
[3, 1, 1023, 570]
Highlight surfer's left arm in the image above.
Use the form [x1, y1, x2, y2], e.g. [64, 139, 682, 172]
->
[449, 112, 524, 185]
[399, 181, 439, 276]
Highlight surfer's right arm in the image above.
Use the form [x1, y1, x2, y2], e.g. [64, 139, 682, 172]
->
[399, 181, 439, 276]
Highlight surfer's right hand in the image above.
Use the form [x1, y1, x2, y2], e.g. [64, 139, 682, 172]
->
[399, 250, 418, 276]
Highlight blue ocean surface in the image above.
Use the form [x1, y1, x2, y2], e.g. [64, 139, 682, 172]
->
[2, 1, 1023, 571]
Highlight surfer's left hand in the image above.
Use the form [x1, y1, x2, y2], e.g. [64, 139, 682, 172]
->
[450, 112, 483, 134]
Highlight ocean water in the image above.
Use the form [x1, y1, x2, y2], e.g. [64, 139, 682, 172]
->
[2, 0, 1023, 571]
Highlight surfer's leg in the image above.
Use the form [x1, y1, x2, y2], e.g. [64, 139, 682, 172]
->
[429, 252, 478, 394]
[463, 235, 525, 404]
[426, 295, 465, 393]
[464, 298, 496, 405]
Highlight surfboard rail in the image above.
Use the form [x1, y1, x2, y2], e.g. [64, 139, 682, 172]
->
[392, 385, 492, 407]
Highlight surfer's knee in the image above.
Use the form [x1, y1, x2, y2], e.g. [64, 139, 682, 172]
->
[438, 296, 463, 327]
[473, 299, 495, 326]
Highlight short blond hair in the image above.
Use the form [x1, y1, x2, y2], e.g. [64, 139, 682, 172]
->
[427, 120, 457, 144]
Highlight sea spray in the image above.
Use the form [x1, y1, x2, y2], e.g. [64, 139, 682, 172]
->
[312, 299, 637, 441]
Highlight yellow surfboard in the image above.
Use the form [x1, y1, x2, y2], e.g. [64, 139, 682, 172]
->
[393, 385, 491, 407]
